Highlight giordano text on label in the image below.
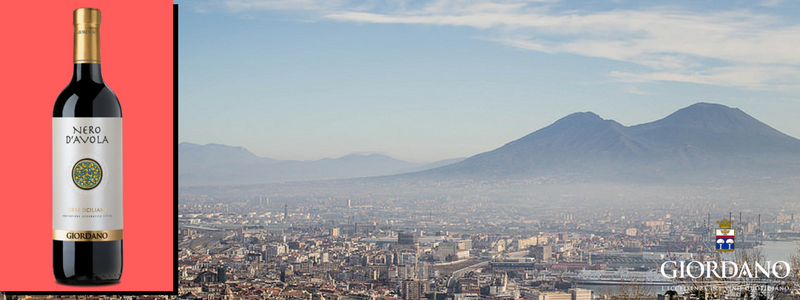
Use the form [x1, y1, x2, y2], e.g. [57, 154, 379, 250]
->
[67, 231, 108, 240]
[53, 229, 123, 241]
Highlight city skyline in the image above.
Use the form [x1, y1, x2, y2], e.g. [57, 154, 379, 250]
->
[175, 180, 800, 299]
[177, 0, 800, 162]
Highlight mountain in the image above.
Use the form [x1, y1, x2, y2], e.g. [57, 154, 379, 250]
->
[415, 103, 800, 181]
[179, 143, 275, 184]
[179, 143, 424, 184]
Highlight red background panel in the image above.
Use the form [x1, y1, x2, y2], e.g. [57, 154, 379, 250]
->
[0, 0, 173, 292]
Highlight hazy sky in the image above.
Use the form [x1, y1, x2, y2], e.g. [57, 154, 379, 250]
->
[178, 0, 800, 162]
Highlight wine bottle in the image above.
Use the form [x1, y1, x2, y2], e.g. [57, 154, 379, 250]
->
[53, 8, 123, 285]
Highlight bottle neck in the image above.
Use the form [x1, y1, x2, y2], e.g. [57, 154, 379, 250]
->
[73, 9, 102, 83]
[73, 63, 104, 83]
[73, 20, 100, 64]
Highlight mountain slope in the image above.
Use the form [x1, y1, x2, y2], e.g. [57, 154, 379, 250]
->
[629, 103, 800, 153]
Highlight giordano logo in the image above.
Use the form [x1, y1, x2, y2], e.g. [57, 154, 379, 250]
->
[72, 158, 102, 190]
[716, 218, 735, 252]
[659, 218, 791, 279]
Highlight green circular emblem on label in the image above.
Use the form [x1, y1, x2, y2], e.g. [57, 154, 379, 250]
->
[72, 158, 102, 190]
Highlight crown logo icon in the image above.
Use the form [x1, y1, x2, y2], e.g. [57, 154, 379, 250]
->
[717, 218, 733, 228]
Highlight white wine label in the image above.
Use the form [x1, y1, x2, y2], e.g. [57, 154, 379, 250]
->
[53, 118, 122, 241]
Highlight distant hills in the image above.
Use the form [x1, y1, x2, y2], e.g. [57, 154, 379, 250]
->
[180, 103, 800, 185]
[178, 143, 464, 184]
[413, 103, 800, 181]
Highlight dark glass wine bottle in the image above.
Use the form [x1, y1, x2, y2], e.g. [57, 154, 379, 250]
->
[53, 8, 123, 285]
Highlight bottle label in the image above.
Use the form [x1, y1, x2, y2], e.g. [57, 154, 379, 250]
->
[53, 118, 122, 241]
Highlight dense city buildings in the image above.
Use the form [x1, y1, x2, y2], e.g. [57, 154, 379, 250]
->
[166, 185, 800, 300]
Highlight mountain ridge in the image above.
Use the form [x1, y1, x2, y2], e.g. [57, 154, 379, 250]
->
[179, 103, 800, 184]
[178, 142, 460, 184]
